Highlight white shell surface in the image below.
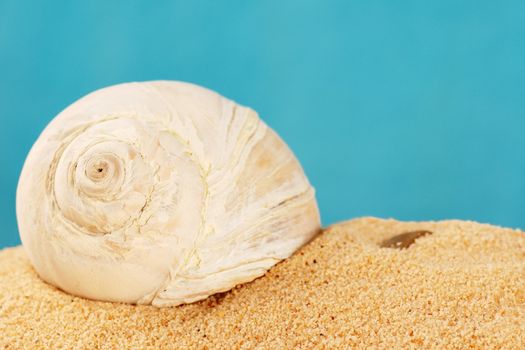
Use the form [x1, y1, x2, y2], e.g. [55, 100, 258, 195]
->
[16, 81, 320, 307]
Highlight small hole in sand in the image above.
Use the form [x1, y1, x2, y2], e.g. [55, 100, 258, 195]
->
[379, 230, 432, 249]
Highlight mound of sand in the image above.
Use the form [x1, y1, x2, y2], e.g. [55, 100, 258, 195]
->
[1, 218, 524, 349]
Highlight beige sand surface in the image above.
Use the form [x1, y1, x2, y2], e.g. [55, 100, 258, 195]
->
[1, 217, 524, 349]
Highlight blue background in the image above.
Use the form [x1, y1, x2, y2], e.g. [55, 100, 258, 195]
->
[1, 1, 524, 248]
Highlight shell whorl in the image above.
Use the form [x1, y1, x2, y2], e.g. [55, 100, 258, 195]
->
[16, 81, 320, 306]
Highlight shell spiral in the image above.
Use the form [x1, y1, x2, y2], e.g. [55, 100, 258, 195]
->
[16, 81, 320, 306]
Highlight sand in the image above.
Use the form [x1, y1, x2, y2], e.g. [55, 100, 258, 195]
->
[1, 217, 524, 349]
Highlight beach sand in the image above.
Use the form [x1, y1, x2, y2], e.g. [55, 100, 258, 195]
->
[1, 217, 524, 349]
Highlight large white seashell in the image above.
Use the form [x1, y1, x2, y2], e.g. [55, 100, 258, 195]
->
[16, 81, 320, 307]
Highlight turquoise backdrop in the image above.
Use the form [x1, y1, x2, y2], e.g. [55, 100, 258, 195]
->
[1, 1, 524, 247]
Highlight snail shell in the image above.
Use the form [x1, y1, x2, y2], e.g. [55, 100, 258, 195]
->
[16, 81, 320, 307]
